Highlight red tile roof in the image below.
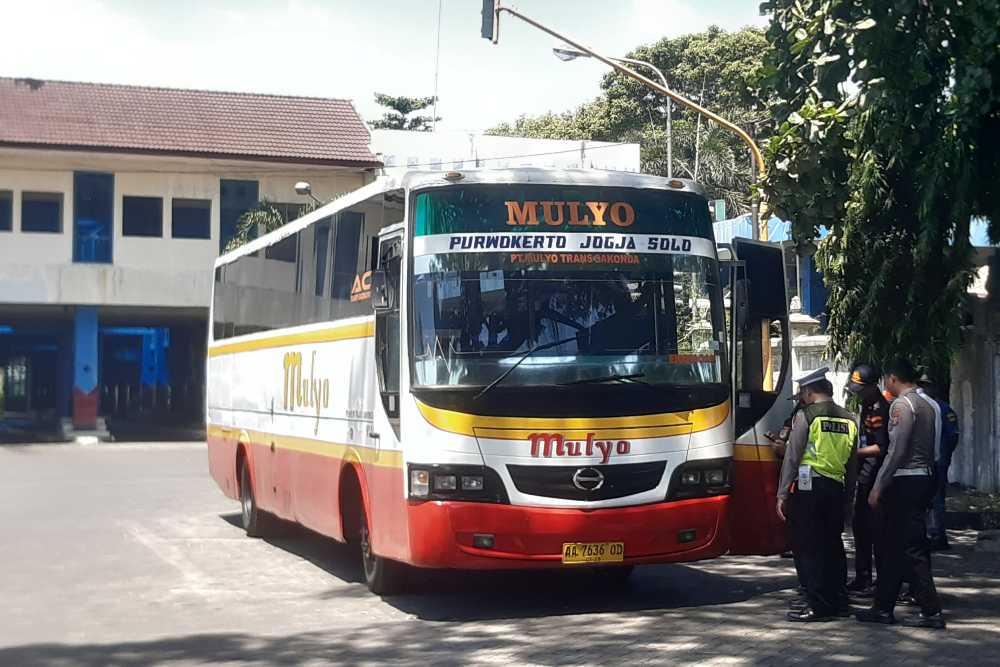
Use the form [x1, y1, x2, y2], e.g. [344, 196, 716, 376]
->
[0, 77, 379, 167]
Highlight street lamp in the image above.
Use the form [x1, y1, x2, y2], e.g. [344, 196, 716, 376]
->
[294, 181, 322, 206]
[553, 47, 673, 178]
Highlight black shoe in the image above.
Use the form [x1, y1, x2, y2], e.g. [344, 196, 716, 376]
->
[846, 577, 872, 593]
[855, 608, 896, 625]
[836, 605, 854, 618]
[787, 607, 835, 622]
[898, 592, 918, 606]
[901, 612, 946, 629]
[788, 598, 808, 610]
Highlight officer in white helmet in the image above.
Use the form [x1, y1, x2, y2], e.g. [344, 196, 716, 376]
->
[777, 367, 859, 621]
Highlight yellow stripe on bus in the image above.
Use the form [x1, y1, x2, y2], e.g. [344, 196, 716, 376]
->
[206, 424, 403, 468]
[207, 320, 375, 357]
[414, 399, 730, 441]
[733, 443, 779, 462]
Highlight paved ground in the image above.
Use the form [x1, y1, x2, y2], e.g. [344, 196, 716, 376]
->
[1, 443, 998, 666]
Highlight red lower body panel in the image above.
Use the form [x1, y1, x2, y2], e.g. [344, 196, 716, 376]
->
[208, 430, 732, 569]
[405, 495, 730, 569]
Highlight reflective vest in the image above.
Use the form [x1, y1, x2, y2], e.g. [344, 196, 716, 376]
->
[801, 401, 857, 483]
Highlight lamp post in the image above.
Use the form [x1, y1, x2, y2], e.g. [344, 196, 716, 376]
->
[553, 47, 672, 179]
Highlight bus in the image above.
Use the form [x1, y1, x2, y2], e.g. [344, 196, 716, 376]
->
[207, 168, 791, 594]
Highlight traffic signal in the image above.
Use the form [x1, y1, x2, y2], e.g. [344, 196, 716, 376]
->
[481, 0, 499, 42]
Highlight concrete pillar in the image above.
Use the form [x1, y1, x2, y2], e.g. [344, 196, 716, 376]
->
[72, 306, 99, 429]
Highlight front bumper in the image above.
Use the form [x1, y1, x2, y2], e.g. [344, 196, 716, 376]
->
[405, 495, 730, 569]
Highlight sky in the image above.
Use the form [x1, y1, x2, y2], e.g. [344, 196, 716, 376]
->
[1, 0, 766, 132]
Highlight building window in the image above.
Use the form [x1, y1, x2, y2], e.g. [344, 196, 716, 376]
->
[0, 191, 11, 231]
[21, 192, 63, 233]
[220, 179, 258, 252]
[122, 196, 163, 237]
[273, 202, 304, 223]
[172, 199, 211, 239]
[265, 234, 298, 262]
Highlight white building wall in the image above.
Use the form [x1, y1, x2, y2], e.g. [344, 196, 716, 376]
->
[0, 148, 368, 309]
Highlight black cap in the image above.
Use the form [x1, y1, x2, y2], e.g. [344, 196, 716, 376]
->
[847, 363, 880, 394]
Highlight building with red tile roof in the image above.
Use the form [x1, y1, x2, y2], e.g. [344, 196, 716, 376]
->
[0, 77, 378, 438]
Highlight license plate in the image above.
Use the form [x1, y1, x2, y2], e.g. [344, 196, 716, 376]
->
[561, 542, 624, 564]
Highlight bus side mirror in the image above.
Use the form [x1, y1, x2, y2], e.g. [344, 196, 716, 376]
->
[371, 270, 390, 312]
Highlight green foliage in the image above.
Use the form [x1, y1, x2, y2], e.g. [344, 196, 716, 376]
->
[762, 0, 1000, 383]
[369, 93, 440, 131]
[487, 27, 768, 215]
[224, 199, 318, 253]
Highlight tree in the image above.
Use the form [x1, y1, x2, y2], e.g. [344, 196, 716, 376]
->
[224, 199, 318, 253]
[761, 0, 1000, 383]
[369, 93, 440, 131]
[488, 27, 769, 215]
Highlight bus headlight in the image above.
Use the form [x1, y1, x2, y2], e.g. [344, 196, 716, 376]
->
[681, 471, 701, 485]
[668, 458, 732, 500]
[407, 464, 508, 503]
[433, 475, 458, 491]
[410, 469, 430, 497]
[705, 469, 726, 485]
[461, 475, 484, 491]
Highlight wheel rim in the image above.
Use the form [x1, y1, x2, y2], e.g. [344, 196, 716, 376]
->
[240, 466, 252, 527]
[359, 511, 376, 577]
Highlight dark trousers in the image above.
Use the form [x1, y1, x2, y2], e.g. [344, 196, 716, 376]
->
[853, 480, 879, 581]
[789, 476, 847, 614]
[873, 476, 942, 615]
[927, 451, 953, 542]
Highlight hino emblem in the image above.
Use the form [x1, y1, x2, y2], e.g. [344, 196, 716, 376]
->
[572, 467, 605, 492]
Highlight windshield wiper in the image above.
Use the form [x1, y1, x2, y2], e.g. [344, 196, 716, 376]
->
[560, 373, 651, 387]
[473, 336, 577, 401]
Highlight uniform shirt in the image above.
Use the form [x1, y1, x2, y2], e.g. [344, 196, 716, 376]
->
[777, 397, 859, 500]
[872, 387, 937, 493]
[918, 390, 960, 456]
[858, 394, 890, 486]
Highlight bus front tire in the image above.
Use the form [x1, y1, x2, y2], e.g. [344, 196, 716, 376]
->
[359, 503, 406, 595]
[239, 458, 272, 538]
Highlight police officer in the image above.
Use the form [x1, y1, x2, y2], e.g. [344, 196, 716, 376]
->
[845, 363, 890, 596]
[918, 375, 960, 551]
[777, 368, 859, 622]
[856, 358, 945, 628]
[766, 389, 807, 593]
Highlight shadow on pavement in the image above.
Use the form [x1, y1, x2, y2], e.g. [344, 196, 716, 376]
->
[220, 512, 796, 622]
[2, 521, 997, 666]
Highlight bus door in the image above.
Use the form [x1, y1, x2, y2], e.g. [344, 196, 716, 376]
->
[725, 237, 791, 555]
[368, 228, 407, 561]
[372, 229, 404, 448]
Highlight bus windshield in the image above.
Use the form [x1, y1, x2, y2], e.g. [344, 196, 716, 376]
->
[410, 183, 726, 390]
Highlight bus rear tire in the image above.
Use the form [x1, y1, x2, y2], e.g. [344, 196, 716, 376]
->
[239, 457, 272, 538]
[359, 502, 406, 595]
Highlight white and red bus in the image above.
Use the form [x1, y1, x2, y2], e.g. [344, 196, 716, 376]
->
[207, 169, 791, 593]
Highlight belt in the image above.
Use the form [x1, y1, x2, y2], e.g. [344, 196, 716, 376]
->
[894, 467, 932, 477]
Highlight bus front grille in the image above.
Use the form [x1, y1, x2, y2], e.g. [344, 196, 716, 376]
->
[506, 461, 667, 502]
